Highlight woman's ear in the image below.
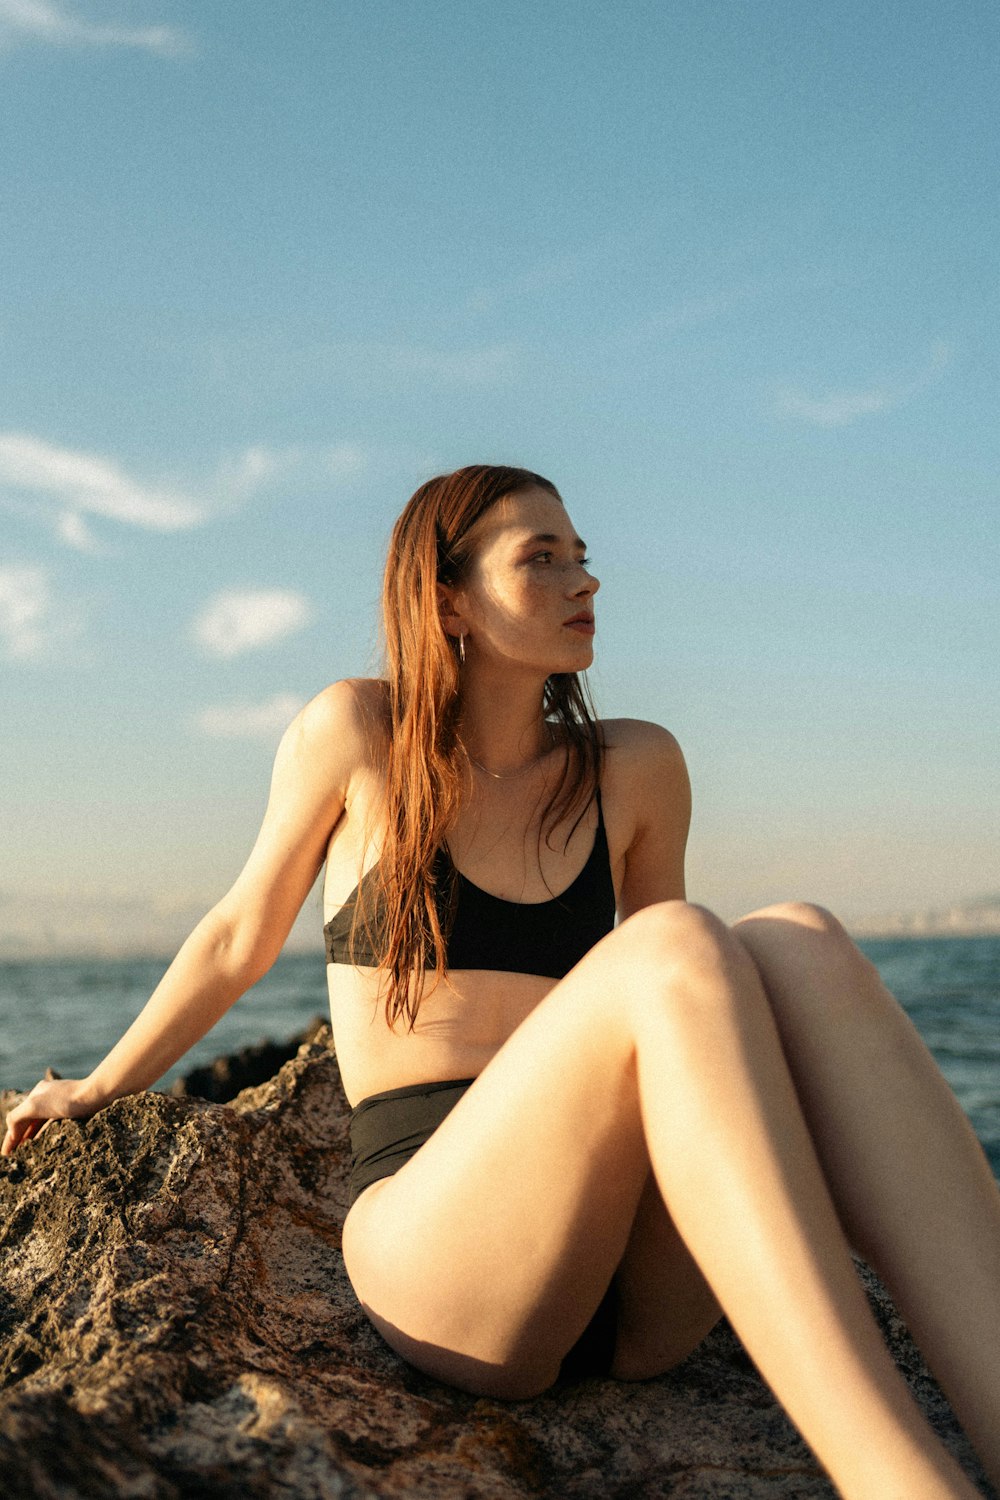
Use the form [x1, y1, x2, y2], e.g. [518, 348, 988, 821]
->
[436, 583, 465, 641]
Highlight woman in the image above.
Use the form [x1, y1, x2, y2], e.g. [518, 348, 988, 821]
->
[3, 466, 998, 1499]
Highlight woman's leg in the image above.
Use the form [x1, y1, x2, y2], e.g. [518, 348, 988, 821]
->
[608, 1165, 723, 1379]
[343, 902, 981, 1499]
[733, 902, 1000, 1488]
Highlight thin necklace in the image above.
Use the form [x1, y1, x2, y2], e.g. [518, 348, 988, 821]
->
[466, 728, 554, 781]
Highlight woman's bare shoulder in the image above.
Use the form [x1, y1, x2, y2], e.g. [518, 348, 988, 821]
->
[298, 678, 389, 740]
[279, 679, 389, 791]
[598, 720, 690, 906]
[598, 718, 690, 833]
[599, 717, 686, 773]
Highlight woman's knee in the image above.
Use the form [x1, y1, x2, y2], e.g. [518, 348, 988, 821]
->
[615, 901, 757, 1008]
[734, 901, 866, 970]
[737, 899, 844, 938]
[733, 901, 884, 1014]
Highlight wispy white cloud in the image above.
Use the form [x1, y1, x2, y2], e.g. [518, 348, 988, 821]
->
[1, 433, 370, 549]
[211, 442, 369, 498]
[463, 223, 661, 317]
[194, 692, 306, 742]
[590, 283, 757, 360]
[325, 443, 367, 478]
[777, 340, 953, 428]
[0, 0, 190, 55]
[54, 509, 101, 552]
[0, 432, 204, 541]
[777, 386, 895, 426]
[0, 563, 80, 659]
[192, 588, 315, 659]
[212, 444, 297, 501]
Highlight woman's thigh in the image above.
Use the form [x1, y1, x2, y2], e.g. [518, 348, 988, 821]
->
[611, 1169, 723, 1381]
[341, 909, 731, 1398]
[342, 935, 644, 1395]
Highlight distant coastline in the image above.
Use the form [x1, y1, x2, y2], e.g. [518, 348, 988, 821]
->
[0, 887, 324, 963]
[849, 895, 1000, 940]
[2, 889, 1000, 960]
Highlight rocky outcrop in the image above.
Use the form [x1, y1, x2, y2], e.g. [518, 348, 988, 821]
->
[166, 1014, 329, 1103]
[0, 1032, 988, 1498]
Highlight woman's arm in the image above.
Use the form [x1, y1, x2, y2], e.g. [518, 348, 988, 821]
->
[611, 719, 691, 919]
[2, 681, 364, 1155]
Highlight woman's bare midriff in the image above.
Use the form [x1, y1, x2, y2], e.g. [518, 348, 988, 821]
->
[326, 964, 556, 1107]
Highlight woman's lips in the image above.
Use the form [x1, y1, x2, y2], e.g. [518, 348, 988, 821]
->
[564, 616, 595, 635]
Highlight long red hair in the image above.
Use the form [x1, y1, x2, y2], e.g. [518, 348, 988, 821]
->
[366, 464, 602, 1029]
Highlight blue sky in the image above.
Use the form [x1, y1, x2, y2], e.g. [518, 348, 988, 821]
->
[1, 0, 998, 954]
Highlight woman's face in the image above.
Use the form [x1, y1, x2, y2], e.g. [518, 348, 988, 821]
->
[443, 486, 600, 676]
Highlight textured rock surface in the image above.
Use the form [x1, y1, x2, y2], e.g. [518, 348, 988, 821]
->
[0, 1032, 988, 1498]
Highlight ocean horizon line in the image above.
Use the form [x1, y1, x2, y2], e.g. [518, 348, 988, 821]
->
[4, 915, 1000, 965]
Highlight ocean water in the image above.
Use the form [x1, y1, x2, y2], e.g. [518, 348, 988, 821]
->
[856, 935, 1000, 1179]
[0, 935, 997, 1178]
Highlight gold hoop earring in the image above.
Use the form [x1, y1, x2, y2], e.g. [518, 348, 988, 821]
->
[458, 633, 466, 665]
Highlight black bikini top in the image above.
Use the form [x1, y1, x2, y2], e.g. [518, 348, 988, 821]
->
[323, 792, 616, 981]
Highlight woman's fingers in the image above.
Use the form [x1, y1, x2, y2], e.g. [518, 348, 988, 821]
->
[1, 1113, 32, 1156]
[2, 1113, 46, 1155]
[1, 1078, 94, 1156]
[1, 1098, 41, 1155]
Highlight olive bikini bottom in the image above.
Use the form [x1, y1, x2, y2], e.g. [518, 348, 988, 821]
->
[348, 1077, 618, 1381]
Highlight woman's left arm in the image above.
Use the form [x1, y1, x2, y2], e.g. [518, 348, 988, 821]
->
[612, 720, 692, 919]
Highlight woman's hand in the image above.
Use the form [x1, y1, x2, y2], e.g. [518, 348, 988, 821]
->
[1, 1072, 102, 1157]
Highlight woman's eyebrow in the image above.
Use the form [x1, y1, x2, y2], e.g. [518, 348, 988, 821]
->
[520, 531, 588, 551]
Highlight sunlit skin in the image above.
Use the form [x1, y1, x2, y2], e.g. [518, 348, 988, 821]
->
[442, 488, 599, 684]
[3, 483, 999, 1500]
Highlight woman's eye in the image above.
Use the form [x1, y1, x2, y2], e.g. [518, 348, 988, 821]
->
[528, 551, 592, 567]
